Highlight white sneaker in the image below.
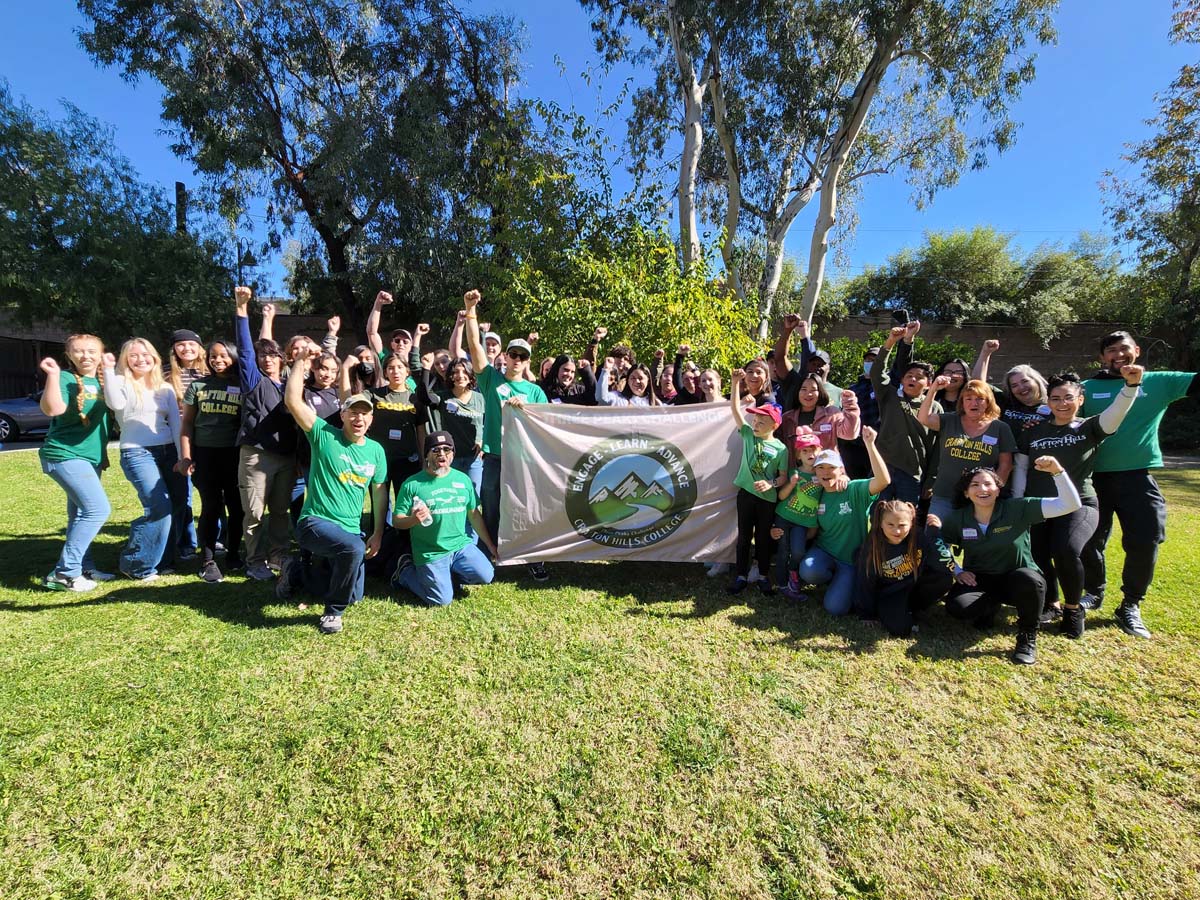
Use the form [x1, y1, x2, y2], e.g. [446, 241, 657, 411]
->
[83, 569, 116, 582]
[319, 614, 343, 634]
[706, 563, 730, 577]
[245, 561, 274, 581]
[748, 562, 760, 582]
[45, 573, 97, 592]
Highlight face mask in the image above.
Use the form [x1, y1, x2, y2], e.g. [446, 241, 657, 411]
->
[863, 362, 873, 378]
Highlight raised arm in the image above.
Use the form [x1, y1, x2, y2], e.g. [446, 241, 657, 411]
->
[872, 327, 906, 392]
[101, 355, 127, 412]
[234, 286, 261, 393]
[918, 375, 950, 430]
[338, 354, 357, 402]
[582, 326, 606, 367]
[973, 339, 999, 383]
[1098, 365, 1144, 433]
[321, 315, 340, 355]
[1033, 456, 1082, 519]
[863, 426, 891, 496]
[837, 390, 861, 439]
[595, 359, 615, 405]
[38, 358, 68, 417]
[462, 290, 487, 374]
[286, 350, 319, 433]
[449, 310, 466, 361]
[411, 323, 429, 374]
[772, 314, 803, 380]
[730, 369, 746, 428]
[366, 291, 392, 356]
[258, 302, 276, 342]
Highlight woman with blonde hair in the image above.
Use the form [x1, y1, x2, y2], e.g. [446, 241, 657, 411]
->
[917, 378, 1016, 522]
[38, 334, 113, 591]
[103, 338, 188, 580]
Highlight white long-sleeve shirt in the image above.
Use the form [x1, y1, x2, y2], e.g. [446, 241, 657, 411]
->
[103, 369, 182, 454]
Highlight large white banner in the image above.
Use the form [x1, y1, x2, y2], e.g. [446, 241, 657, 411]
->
[499, 402, 741, 563]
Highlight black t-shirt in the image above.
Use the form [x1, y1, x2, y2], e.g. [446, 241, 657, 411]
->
[368, 386, 420, 463]
[1017, 416, 1108, 499]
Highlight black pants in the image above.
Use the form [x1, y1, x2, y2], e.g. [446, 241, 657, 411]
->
[1082, 470, 1167, 605]
[736, 489, 775, 578]
[1031, 497, 1099, 608]
[856, 565, 954, 637]
[946, 567, 1045, 632]
[193, 444, 244, 562]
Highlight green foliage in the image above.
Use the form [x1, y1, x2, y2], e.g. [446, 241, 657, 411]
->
[0, 82, 232, 348]
[821, 330, 974, 388]
[490, 219, 761, 372]
[1160, 394, 1200, 451]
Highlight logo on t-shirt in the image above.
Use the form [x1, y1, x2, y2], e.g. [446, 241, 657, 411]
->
[565, 434, 698, 550]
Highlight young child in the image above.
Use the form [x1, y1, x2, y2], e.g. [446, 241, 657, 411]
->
[854, 502, 955, 636]
[729, 369, 787, 594]
[772, 426, 823, 601]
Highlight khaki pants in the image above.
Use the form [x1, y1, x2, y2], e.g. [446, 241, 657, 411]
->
[238, 445, 294, 566]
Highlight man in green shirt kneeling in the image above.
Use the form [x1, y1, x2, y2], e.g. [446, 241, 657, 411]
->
[277, 350, 388, 634]
[391, 431, 498, 606]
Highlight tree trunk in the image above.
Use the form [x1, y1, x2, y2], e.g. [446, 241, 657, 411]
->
[709, 39, 744, 301]
[755, 172, 820, 340]
[667, 0, 705, 272]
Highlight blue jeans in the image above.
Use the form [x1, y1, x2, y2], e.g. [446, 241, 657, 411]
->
[773, 517, 809, 584]
[119, 444, 188, 577]
[927, 496, 956, 523]
[881, 465, 921, 506]
[292, 516, 365, 617]
[799, 545, 858, 616]
[176, 474, 198, 555]
[482, 453, 502, 548]
[41, 456, 111, 578]
[452, 455, 483, 541]
[393, 543, 494, 606]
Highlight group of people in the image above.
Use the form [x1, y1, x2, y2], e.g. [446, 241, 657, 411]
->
[34, 288, 1196, 660]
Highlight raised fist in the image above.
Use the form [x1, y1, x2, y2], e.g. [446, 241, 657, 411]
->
[234, 286, 252, 306]
[261, 302, 276, 319]
[375, 291, 394, 306]
[593, 326, 608, 341]
[861, 425, 877, 445]
[102, 352, 117, 370]
[479, 322, 491, 333]
[654, 348, 666, 361]
[578, 358, 592, 370]
[604, 356, 616, 369]
[983, 339, 1000, 353]
[415, 323, 430, 337]
[678, 344, 691, 356]
[463, 289, 481, 310]
[1120, 363, 1144, 385]
[456, 310, 467, 324]
[933, 374, 952, 390]
[840, 389, 858, 409]
[527, 332, 539, 345]
[326, 315, 341, 335]
[783, 313, 801, 331]
[889, 326, 906, 342]
[39, 357, 61, 376]
[904, 320, 922, 337]
[1033, 455, 1063, 475]
[731, 368, 745, 381]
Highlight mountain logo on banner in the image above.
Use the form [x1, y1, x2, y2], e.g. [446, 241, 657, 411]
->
[565, 434, 698, 549]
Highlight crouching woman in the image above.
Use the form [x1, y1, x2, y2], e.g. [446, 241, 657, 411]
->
[938, 458, 1081, 665]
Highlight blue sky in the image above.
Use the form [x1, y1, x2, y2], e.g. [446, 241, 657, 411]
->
[1, 0, 1191, 294]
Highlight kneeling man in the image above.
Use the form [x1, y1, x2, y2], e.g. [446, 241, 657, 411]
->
[392, 431, 497, 605]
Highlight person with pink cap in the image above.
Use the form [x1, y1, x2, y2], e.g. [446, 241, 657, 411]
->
[727, 369, 788, 595]
[771, 425, 825, 600]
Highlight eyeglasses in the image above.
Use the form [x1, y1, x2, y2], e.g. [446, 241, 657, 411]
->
[429, 446, 454, 455]
[507, 351, 529, 361]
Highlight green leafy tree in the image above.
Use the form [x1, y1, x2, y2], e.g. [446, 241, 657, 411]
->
[0, 83, 231, 348]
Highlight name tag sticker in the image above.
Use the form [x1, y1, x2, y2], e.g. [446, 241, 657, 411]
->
[819, 424, 832, 432]
[311, 396, 322, 405]
[226, 386, 241, 395]
[551, 398, 563, 404]
[1070, 420, 1082, 429]
[962, 527, 978, 540]
[388, 429, 404, 441]
[1093, 392, 1111, 400]
[817, 503, 826, 515]
[445, 400, 459, 414]
[982, 435, 998, 446]
[497, 384, 512, 398]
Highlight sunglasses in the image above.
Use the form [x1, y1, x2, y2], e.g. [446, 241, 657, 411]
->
[507, 350, 529, 361]
[429, 446, 454, 455]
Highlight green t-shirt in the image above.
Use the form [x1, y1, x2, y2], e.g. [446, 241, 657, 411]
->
[395, 468, 478, 566]
[427, 388, 484, 458]
[183, 376, 243, 448]
[939, 497, 1044, 575]
[932, 414, 1017, 499]
[776, 468, 821, 527]
[1082, 371, 1193, 472]
[733, 424, 786, 501]
[476, 365, 547, 456]
[815, 478, 877, 564]
[368, 386, 420, 462]
[300, 418, 387, 533]
[1017, 416, 1108, 499]
[40, 375, 108, 465]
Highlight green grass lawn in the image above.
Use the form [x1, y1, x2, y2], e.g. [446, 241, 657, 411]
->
[2, 448, 1199, 899]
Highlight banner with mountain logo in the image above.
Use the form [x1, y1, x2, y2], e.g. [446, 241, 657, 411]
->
[498, 402, 741, 563]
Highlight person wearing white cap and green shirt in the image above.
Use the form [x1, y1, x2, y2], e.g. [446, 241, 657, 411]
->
[461, 289, 549, 581]
[391, 430, 498, 605]
[277, 348, 388, 634]
[798, 426, 890, 616]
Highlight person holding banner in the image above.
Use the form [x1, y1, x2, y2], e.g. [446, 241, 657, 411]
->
[728, 370, 787, 595]
[798, 426, 890, 616]
[391, 431, 498, 606]
[462, 288, 549, 581]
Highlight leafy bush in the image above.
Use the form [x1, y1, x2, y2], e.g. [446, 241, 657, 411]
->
[1160, 394, 1200, 451]
[822, 331, 975, 387]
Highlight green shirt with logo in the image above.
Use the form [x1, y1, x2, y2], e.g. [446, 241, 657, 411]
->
[776, 468, 821, 527]
[733, 424, 786, 501]
[1017, 416, 1108, 499]
[300, 418, 387, 533]
[476, 365, 547, 456]
[396, 468, 478, 566]
[815, 478, 877, 564]
[1082, 371, 1193, 472]
[40, 375, 108, 465]
[183, 376, 243, 448]
[939, 497, 1044, 575]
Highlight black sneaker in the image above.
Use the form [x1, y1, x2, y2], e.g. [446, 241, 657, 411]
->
[1060, 605, 1085, 639]
[1115, 602, 1151, 639]
[756, 578, 775, 596]
[1079, 593, 1103, 611]
[527, 562, 549, 583]
[1011, 630, 1038, 665]
[1039, 604, 1063, 625]
[391, 553, 414, 588]
[275, 557, 297, 600]
[726, 576, 748, 595]
[200, 560, 223, 584]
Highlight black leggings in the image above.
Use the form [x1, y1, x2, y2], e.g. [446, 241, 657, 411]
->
[946, 567, 1046, 632]
[736, 488, 775, 578]
[856, 566, 954, 637]
[193, 444, 244, 562]
[1083, 470, 1167, 605]
[1030, 498, 1099, 607]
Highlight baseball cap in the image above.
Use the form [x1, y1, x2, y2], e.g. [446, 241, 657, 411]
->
[793, 426, 822, 449]
[865, 346, 881, 357]
[425, 431, 456, 454]
[506, 338, 532, 355]
[483, 331, 502, 344]
[745, 403, 782, 427]
[390, 328, 412, 342]
[814, 449, 843, 468]
[341, 392, 375, 412]
[809, 350, 831, 366]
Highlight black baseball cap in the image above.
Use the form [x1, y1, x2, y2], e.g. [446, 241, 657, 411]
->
[425, 431, 456, 454]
